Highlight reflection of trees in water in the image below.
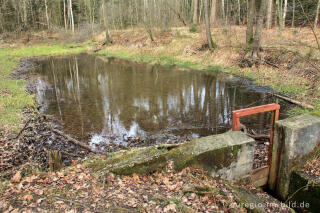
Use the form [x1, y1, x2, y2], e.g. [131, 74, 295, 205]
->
[36, 54, 270, 142]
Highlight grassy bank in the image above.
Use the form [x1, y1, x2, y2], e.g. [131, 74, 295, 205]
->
[0, 44, 86, 132]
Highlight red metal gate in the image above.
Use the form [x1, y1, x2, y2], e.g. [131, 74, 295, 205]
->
[232, 103, 280, 186]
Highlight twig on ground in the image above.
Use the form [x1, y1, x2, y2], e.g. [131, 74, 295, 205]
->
[51, 128, 106, 155]
[270, 93, 314, 110]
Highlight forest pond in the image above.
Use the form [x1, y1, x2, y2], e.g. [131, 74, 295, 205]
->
[34, 53, 292, 150]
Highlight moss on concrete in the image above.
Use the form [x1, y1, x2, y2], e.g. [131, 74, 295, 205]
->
[288, 171, 320, 213]
[86, 131, 254, 182]
[86, 146, 169, 175]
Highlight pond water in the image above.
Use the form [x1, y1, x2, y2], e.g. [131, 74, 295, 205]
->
[34, 53, 292, 149]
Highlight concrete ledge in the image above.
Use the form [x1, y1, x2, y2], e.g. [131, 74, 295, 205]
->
[86, 131, 255, 182]
[269, 114, 320, 200]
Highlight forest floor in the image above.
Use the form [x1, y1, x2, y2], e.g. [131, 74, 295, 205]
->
[0, 160, 292, 212]
[0, 26, 319, 212]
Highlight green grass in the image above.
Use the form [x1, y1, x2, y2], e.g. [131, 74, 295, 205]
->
[0, 44, 86, 132]
[98, 49, 225, 72]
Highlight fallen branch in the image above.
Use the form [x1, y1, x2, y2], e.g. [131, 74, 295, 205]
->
[11, 118, 32, 140]
[51, 128, 106, 155]
[270, 93, 314, 110]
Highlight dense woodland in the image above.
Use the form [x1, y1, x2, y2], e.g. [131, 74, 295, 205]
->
[0, 0, 319, 32]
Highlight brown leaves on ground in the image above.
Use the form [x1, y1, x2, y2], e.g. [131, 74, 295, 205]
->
[303, 157, 320, 181]
[10, 171, 21, 183]
[1, 161, 246, 212]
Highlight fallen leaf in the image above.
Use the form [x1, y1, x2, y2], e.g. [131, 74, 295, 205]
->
[11, 171, 21, 183]
[23, 194, 33, 202]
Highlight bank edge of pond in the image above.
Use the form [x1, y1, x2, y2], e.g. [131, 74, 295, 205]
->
[0, 44, 87, 132]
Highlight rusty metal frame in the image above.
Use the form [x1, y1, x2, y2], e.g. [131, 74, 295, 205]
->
[232, 103, 280, 165]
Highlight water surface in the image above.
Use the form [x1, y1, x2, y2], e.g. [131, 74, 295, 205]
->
[34, 54, 291, 149]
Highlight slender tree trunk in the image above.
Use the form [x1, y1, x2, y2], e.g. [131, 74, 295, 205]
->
[246, 0, 255, 46]
[102, 0, 112, 45]
[69, 0, 74, 33]
[210, 0, 217, 25]
[222, 0, 225, 23]
[193, 0, 198, 23]
[266, 0, 273, 29]
[237, 0, 241, 25]
[143, 0, 154, 41]
[314, 0, 320, 30]
[282, 0, 287, 28]
[45, 0, 50, 29]
[23, 0, 27, 27]
[204, 0, 215, 50]
[292, 0, 295, 27]
[199, 0, 203, 23]
[251, 0, 266, 59]
[274, 0, 279, 27]
[280, 0, 287, 30]
[63, 0, 67, 29]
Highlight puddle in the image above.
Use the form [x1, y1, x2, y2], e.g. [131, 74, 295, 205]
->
[33, 53, 293, 149]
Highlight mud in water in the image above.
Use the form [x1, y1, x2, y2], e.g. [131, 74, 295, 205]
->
[32, 53, 293, 150]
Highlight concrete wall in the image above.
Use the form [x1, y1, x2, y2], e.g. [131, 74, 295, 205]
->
[87, 131, 256, 182]
[268, 114, 320, 200]
[168, 131, 256, 181]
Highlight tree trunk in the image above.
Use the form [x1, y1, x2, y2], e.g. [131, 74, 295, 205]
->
[251, 0, 266, 59]
[222, 0, 225, 22]
[237, 0, 241, 25]
[143, 0, 154, 41]
[246, 0, 255, 47]
[193, 0, 198, 23]
[292, 0, 295, 27]
[210, 0, 216, 26]
[63, 0, 67, 29]
[23, 0, 27, 27]
[102, 0, 112, 45]
[266, 0, 273, 29]
[204, 0, 215, 50]
[68, 0, 74, 33]
[45, 0, 50, 29]
[314, 0, 320, 30]
[274, 0, 279, 27]
[280, 0, 287, 30]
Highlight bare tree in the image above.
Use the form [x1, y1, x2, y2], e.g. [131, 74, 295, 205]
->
[102, 0, 113, 45]
[246, 0, 266, 59]
[193, 0, 199, 23]
[266, 0, 273, 29]
[246, 0, 255, 47]
[45, 0, 50, 29]
[204, 0, 216, 50]
[292, 0, 295, 27]
[314, 0, 320, 30]
[251, 0, 266, 58]
[68, 0, 74, 33]
[210, 0, 217, 25]
[279, 0, 287, 30]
